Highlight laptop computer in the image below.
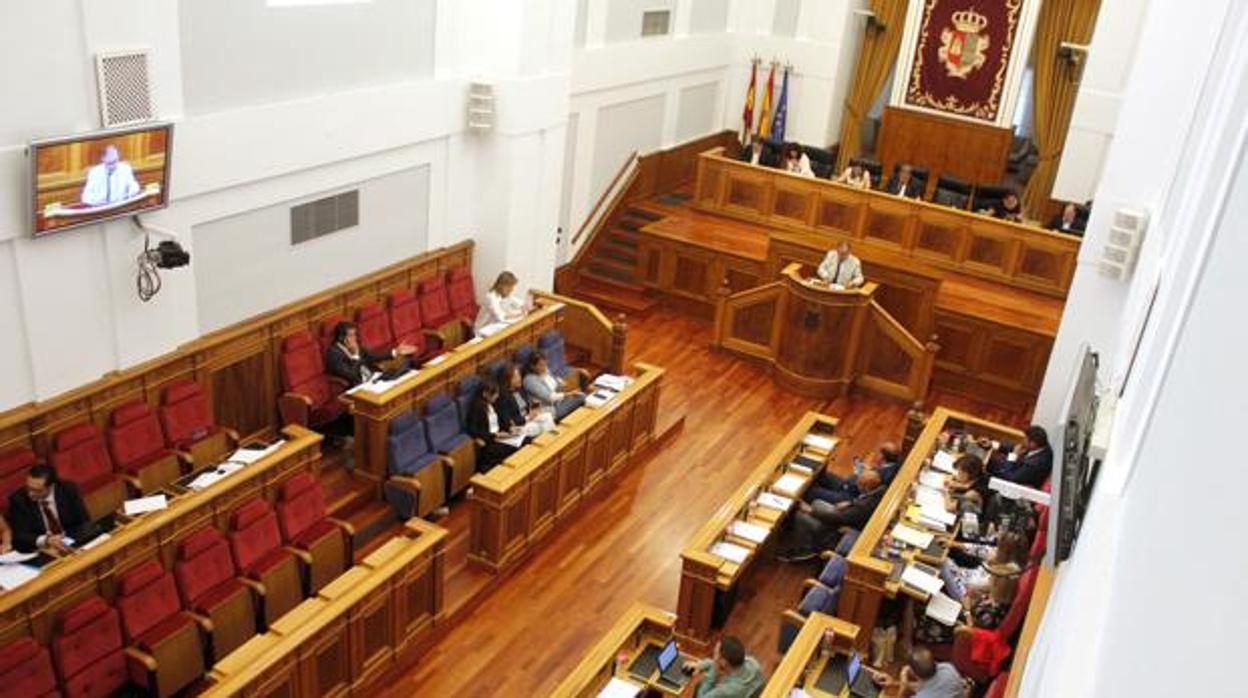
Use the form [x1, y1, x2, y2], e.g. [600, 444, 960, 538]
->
[847, 652, 879, 698]
[628, 639, 688, 691]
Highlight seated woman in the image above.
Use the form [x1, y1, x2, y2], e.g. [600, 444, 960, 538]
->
[781, 143, 814, 177]
[835, 162, 872, 190]
[465, 380, 523, 473]
[522, 350, 585, 422]
[915, 562, 1020, 646]
[942, 530, 1028, 602]
[475, 271, 526, 332]
[497, 362, 556, 436]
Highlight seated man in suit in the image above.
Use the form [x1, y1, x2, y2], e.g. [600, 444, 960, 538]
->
[990, 425, 1053, 488]
[886, 163, 923, 199]
[806, 442, 900, 504]
[815, 241, 865, 289]
[984, 190, 1023, 222]
[324, 321, 416, 387]
[1049, 202, 1087, 234]
[7, 464, 93, 554]
[780, 470, 885, 562]
[687, 636, 766, 698]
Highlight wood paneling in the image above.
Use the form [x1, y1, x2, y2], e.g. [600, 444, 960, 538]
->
[877, 106, 1013, 190]
[932, 308, 1053, 403]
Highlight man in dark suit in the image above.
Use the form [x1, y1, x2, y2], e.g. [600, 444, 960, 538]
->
[1048, 202, 1087, 234]
[806, 442, 901, 504]
[991, 425, 1054, 488]
[7, 464, 92, 553]
[781, 470, 886, 562]
[885, 163, 923, 199]
[324, 321, 415, 387]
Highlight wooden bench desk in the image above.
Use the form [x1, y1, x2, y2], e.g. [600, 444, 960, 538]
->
[675, 412, 839, 651]
[761, 612, 862, 698]
[549, 602, 684, 698]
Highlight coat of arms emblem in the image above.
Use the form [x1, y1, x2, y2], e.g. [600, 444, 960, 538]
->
[938, 9, 990, 79]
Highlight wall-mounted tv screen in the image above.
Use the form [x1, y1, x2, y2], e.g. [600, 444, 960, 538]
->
[29, 122, 173, 236]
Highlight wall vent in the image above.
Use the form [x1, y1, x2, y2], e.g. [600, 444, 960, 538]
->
[95, 49, 154, 127]
[641, 10, 672, 37]
[291, 190, 360, 245]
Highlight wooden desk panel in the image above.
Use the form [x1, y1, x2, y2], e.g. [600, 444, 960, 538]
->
[549, 602, 680, 698]
[760, 612, 861, 698]
[877, 106, 1013, 189]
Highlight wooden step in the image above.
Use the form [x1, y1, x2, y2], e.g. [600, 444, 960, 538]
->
[321, 468, 374, 519]
[624, 206, 664, 221]
[606, 231, 640, 248]
[587, 257, 638, 281]
[573, 275, 659, 315]
[594, 242, 638, 265]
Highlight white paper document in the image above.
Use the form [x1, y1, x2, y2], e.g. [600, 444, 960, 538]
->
[597, 676, 643, 698]
[123, 494, 168, 516]
[593, 374, 633, 391]
[709, 541, 750, 564]
[498, 431, 526, 449]
[188, 470, 226, 491]
[901, 564, 945, 595]
[0, 563, 39, 590]
[585, 389, 617, 408]
[771, 472, 805, 497]
[226, 439, 286, 465]
[466, 336, 485, 345]
[80, 533, 112, 551]
[0, 551, 38, 564]
[920, 503, 958, 527]
[477, 322, 510, 338]
[424, 353, 449, 366]
[802, 433, 837, 452]
[891, 523, 935, 549]
[756, 492, 794, 512]
[357, 370, 420, 395]
[925, 591, 962, 626]
[931, 450, 957, 474]
[919, 470, 948, 489]
[914, 486, 947, 509]
[728, 520, 770, 544]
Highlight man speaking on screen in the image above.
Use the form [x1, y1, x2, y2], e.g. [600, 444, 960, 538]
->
[80, 144, 141, 206]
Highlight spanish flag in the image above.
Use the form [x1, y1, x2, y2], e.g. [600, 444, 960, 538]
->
[740, 61, 758, 146]
[757, 62, 777, 139]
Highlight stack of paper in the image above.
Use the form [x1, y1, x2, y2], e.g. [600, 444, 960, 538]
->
[188, 470, 226, 491]
[914, 485, 946, 509]
[594, 374, 633, 391]
[597, 676, 643, 698]
[123, 494, 168, 516]
[901, 564, 945, 595]
[226, 440, 286, 466]
[756, 492, 793, 512]
[585, 390, 617, 408]
[357, 370, 420, 395]
[771, 472, 805, 497]
[728, 520, 769, 544]
[925, 591, 962, 626]
[919, 503, 957, 528]
[477, 322, 510, 338]
[709, 541, 750, 564]
[931, 450, 957, 473]
[0, 564, 39, 591]
[919, 470, 948, 489]
[802, 433, 837, 452]
[891, 523, 935, 549]
[81, 533, 112, 551]
[0, 551, 37, 565]
[498, 432, 527, 449]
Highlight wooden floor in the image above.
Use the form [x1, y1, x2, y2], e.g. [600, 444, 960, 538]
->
[379, 307, 1030, 697]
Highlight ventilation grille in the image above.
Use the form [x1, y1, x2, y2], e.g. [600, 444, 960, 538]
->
[95, 50, 154, 127]
[641, 10, 671, 37]
[291, 190, 360, 245]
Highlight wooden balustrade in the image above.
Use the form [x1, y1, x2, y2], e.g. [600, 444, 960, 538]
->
[202, 519, 446, 697]
[675, 412, 838, 651]
[693, 148, 1078, 297]
[467, 363, 664, 573]
[0, 425, 323, 646]
[530, 290, 627, 373]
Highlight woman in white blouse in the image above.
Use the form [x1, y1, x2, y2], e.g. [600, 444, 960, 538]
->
[475, 271, 526, 331]
[836, 162, 872, 190]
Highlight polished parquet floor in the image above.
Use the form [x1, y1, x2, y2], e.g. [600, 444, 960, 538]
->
[379, 307, 1030, 697]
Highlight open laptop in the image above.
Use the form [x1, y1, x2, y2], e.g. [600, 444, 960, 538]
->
[846, 652, 879, 698]
[627, 639, 689, 691]
[814, 652, 878, 697]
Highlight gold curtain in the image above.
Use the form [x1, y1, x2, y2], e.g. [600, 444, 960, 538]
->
[1022, 0, 1102, 217]
[835, 0, 910, 171]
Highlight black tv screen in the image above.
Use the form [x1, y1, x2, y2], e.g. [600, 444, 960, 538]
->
[1054, 345, 1101, 563]
[29, 122, 173, 236]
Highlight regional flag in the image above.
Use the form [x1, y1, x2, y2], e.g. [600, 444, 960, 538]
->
[757, 62, 776, 139]
[740, 61, 757, 146]
[771, 66, 790, 142]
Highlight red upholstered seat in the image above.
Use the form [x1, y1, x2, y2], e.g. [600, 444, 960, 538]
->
[108, 400, 183, 494]
[447, 267, 479, 323]
[355, 302, 394, 355]
[51, 596, 128, 698]
[276, 473, 330, 543]
[0, 447, 36, 516]
[276, 473, 348, 594]
[389, 288, 441, 360]
[174, 528, 256, 660]
[229, 498, 304, 624]
[50, 424, 125, 520]
[319, 314, 347, 353]
[418, 276, 455, 329]
[116, 560, 204, 695]
[159, 380, 224, 451]
[278, 332, 346, 428]
[0, 636, 58, 698]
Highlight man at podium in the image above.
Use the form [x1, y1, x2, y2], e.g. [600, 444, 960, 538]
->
[815, 241, 864, 289]
[80, 144, 141, 206]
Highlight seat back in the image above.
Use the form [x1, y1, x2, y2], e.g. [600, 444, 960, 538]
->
[933, 175, 972, 209]
[229, 498, 284, 574]
[888, 163, 929, 193]
[318, 314, 347, 353]
[174, 527, 239, 608]
[424, 394, 464, 452]
[275, 472, 327, 543]
[447, 268, 479, 321]
[280, 333, 331, 406]
[798, 583, 840, 617]
[834, 528, 860, 557]
[116, 560, 183, 642]
[456, 375, 482, 427]
[0, 636, 57, 697]
[1029, 508, 1049, 564]
[513, 345, 536, 374]
[160, 380, 215, 446]
[107, 400, 168, 471]
[0, 448, 36, 516]
[538, 330, 571, 377]
[388, 288, 426, 350]
[973, 184, 1012, 213]
[387, 412, 434, 476]
[355, 302, 394, 355]
[997, 566, 1039, 641]
[817, 555, 848, 588]
[51, 596, 126, 696]
[985, 672, 1010, 698]
[51, 423, 115, 487]
[418, 276, 453, 327]
[802, 146, 835, 179]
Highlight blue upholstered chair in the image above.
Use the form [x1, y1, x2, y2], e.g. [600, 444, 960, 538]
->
[456, 375, 481, 428]
[382, 411, 447, 519]
[537, 331, 572, 380]
[779, 582, 842, 653]
[834, 528, 861, 557]
[424, 393, 476, 499]
[817, 554, 848, 589]
[513, 345, 536, 374]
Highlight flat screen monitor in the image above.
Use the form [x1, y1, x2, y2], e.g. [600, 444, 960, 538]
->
[657, 639, 678, 673]
[29, 122, 173, 236]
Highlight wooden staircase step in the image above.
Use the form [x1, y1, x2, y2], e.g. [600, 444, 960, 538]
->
[587, 260, 639, 285]
[594, 243, 638, 265]
[606, 232, 640, 248]
[573, 275, 659, 315]
[624, 206, 664, 221]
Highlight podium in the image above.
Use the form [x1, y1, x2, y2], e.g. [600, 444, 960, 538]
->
[712, 263, 938, 401]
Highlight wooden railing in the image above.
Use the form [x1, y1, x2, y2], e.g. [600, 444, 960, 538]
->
[570, 151, 639, 250]
[859, 300, 941, 402]
[760, 612, 861, 698]
[693, 148, 1079, 297]
[531, 289, 626, 373]
[0, 241, 475, 455]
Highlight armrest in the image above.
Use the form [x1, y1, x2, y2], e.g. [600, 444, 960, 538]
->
[223, 427, 240, 443]
[325, 515, 356, 537]
[422, 328, 448, 343]
[781, 609, 807, 627]
[327, 376, 350, 395]
[278, 392, 312, 426]
[237, 576, 267, 596]
[388, 475, 424, 493]
[122, 474, 143, 492]
[473, 437, 486, 447]
[173, 450, 195, 467]
[187, 610, 214, 634]
[124, 646, 158, 673]
[284, 545, 313, 564]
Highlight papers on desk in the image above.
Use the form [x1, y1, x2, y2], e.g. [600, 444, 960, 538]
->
[920, 503, 957, 528]
[424, 353, 449, 366]
[771, 472, 805, 498]
[901, 564, 944, 596]
[925, 591, 962, 626]
[477, 322, 510, 338]
[0, 551, 37, 565]
[801, 433, 837, 453]
[0, 563, 39, 591]
[585, 389, 617, 408]
[123, 493, 168, 516]
[891, 523, 935, 549]
[709, 541, 750, 564]
[498, 431, 527, 449]
[593, 374, 634, 391]
[919, 470, 948, 489]
[226, 440, 286, 466]
[466, 335, 485, 345]
[728, 520, 770, 545]
[756, 491, 793, 512]
[597, 676, 643, 698]
[914, 485, 947, 509]
[80, 533, 111, 551]
[931, 450, 957, 474]
[352, 370, 420, 395]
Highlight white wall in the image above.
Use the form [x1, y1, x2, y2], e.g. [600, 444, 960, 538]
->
[1022, 2, 1248, 695]
[591, 94, 668, 194]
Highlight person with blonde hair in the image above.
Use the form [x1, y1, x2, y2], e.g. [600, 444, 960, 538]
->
[475, 270, 526, 331]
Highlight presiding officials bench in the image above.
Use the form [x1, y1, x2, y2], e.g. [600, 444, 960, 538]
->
[676, 412, 839, 651]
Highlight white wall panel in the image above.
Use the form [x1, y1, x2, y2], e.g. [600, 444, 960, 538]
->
[676, 82, 719, 142]
[591, 94, 666, 195]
